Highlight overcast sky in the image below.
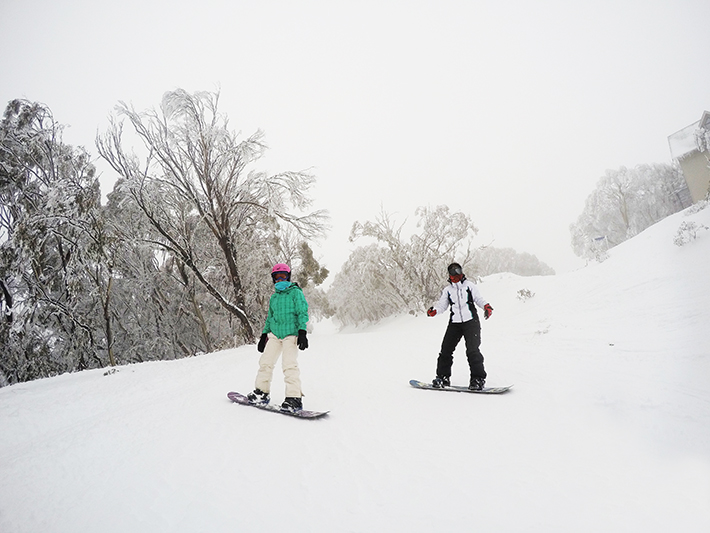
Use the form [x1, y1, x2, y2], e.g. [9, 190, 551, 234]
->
[2, 0, 709, 275]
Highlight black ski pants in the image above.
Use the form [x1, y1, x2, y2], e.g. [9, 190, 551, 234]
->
[436, 318, 487, 380]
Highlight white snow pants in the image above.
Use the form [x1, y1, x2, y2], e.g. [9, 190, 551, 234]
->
[255, 333, 302, 398]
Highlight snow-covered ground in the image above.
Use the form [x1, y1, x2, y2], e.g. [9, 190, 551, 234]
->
[1, 205, 709, 532]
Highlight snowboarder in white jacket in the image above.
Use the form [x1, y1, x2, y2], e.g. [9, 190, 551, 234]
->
[426, 262, 493, 390]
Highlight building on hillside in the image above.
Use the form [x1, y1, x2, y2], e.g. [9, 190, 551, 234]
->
[668, 110, 710, 203]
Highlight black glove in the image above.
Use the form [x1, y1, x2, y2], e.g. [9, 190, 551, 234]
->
[484, 304, 494, 320]
[427, 307, 437, 317]
[257, 333, 268, 353]
[297, 329, 309, 350]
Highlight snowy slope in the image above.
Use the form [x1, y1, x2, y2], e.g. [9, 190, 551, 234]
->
[1, 206, 709, 533]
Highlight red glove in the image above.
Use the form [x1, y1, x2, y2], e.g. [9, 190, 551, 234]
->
[484, 304, 493, 320]
[427, 307, 437, 317]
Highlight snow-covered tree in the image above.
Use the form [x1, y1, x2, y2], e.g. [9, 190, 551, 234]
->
[472, 247, 554, 277]
[329, 206, 479, 326]
[97, 89, 328, 342]
[0, 94, 329, 386]
[329, 243, 406, 325]
[0, 99, 105, 383]
[98, 184, 222, 363]
[570, 163, 692, 261]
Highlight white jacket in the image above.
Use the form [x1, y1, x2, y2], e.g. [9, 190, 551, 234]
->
[432, 279, 488, 323]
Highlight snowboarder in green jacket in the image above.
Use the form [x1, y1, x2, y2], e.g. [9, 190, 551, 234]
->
[247, 263, 309, 412]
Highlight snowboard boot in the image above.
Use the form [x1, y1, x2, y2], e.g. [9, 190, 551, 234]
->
[281, 397, 303, 412]
[247, 388, 270, 405]
[432, 376, 451, 388]
[468, 377, 486, 391]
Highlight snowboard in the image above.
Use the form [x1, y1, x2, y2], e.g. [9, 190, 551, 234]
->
[227, 391, 329, 419]
[409, 379, 513, 394]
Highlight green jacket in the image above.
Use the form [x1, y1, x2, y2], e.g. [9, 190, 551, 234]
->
[262, 283, 309, 339]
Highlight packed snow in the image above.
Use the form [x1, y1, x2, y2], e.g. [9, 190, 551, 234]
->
[1, 206, 709, 532]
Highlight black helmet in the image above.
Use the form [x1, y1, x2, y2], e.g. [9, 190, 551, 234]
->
[447, 263, 463, 277]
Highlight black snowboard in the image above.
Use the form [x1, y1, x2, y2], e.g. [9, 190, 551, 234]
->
[227, 391, 329, 419]
[409, 379, 513, 394]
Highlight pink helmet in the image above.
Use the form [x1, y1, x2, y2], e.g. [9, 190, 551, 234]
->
[271, 263, 291, 282]
[271, 263, 291, 274]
